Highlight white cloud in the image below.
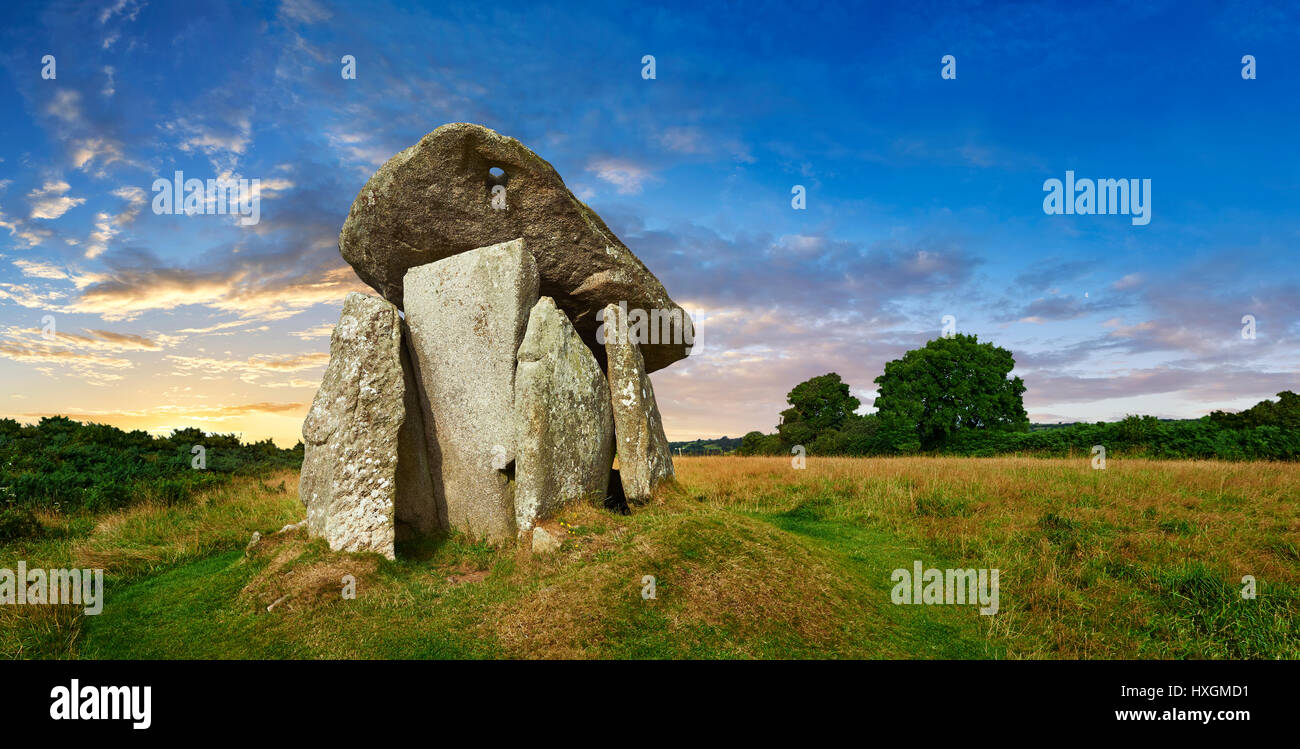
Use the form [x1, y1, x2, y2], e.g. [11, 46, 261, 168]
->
[98, 0, 143, 25]
[278, 0, 333, 24]
[326, 130, 391, 173]
[28, 180, 86, 220]
[60, 265, 365, 322]
[11, 258, 108, 289]
[98, 0, 144, 49]
[658, 126, 755, 163]
[1112, 273, 1143, 290]
[249, 177, 294, 201]
[166, 352, 330, 382]
[45, 90, 82, 124]
[84, 186, 146, 259]
[587, 158, 656, 195]
[0, 282, 64, 309]
[11, 259, 68, 281]
[659, 127, 707, 154]
[165, 115, 253, 158]
[72, 136, 127, 173]
[290, 323, 334, 340]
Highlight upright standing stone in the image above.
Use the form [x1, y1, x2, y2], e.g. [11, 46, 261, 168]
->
[514, 297, 614, 532]
[300, 292, 437, 559]
[404, 238, 539, 542]
[602, 303, 675, 503]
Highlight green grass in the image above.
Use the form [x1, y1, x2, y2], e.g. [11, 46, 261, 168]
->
[3, 456, 1298, 659]
[757, 502, 999, 658]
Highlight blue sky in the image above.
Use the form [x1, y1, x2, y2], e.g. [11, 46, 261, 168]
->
[0, 0, 1297, 445]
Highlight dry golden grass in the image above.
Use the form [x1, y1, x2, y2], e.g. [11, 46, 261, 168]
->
[240, 529, 383, 614]
[668, 455, 1300, 658]
[670, 456, 1299, 575]
[7, 457, 1296, 659]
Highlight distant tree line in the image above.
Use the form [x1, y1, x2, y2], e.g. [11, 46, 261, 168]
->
[738, 335, 1299, 461]
[668, 437, 744, 455]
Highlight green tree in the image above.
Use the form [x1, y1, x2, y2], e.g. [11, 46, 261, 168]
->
[836, 413, 882, 455]
[777, 373, 860, 447]
[738, 431, 767, 456]
[757, 434, 787, 455]
[873, 334, 1028, 449]
[1210, 391, 1300, 430]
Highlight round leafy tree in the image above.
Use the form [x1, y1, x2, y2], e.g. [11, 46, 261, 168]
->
[873, 334, 1028, 449]
[777, 373, 860, 447]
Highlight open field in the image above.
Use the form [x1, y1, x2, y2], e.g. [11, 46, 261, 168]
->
[3, 456, 1298, 659]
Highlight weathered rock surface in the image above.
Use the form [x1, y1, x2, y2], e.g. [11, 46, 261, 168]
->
[338, 122, 692, 373]
[300, 292, 437, 559]
[404, 238, 539, 542]
[531, 526, 563, 554]
[514, 296, 614, 532]
[603, 303, 675, 503]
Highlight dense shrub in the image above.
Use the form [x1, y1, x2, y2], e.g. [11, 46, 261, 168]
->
[0, 417, 303, 514]
[941, 416, 1300, 460]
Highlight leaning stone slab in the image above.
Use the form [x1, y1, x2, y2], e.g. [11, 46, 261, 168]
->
[300, 292, 437, 559]
[514, 297, 614, 532]
[338, 122, 692, 373]
[404, 238, 539, 543]
[602, 303, 675, 503]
